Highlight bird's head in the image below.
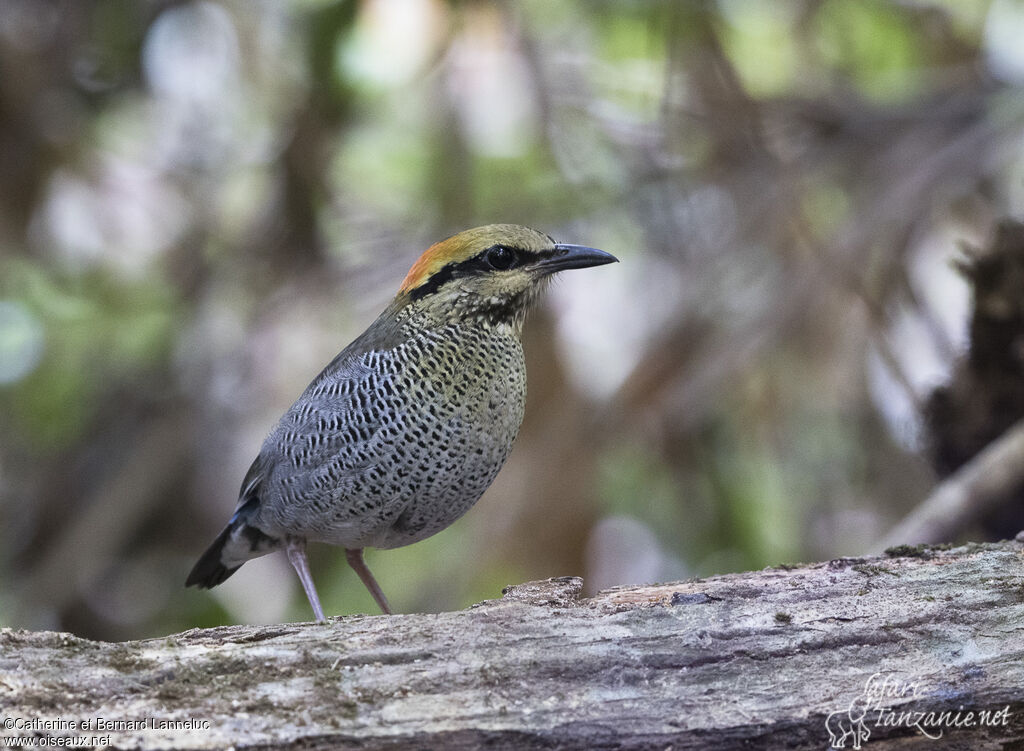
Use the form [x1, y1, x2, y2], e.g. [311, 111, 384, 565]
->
[396, 224, 617, 329]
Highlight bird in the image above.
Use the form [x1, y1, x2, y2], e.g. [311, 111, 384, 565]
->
[186, 224, 617, 621]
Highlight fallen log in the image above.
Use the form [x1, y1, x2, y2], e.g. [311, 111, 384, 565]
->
[2, 540, 1023, 749]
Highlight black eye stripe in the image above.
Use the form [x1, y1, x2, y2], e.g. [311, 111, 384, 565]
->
[408, 245, 530, 300]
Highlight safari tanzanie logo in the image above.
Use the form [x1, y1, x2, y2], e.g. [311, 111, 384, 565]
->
[826, 673, 1011, 748]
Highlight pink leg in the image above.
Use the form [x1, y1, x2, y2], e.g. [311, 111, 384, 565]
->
[346, 548, 392, 614]
[286, 538, 326, 622]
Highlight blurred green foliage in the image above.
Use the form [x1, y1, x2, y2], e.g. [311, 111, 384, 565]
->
[1, 0, 1022, 640]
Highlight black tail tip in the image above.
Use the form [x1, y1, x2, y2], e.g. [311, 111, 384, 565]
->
[185, 559, 239, 589]
[185, 528, 240, 589]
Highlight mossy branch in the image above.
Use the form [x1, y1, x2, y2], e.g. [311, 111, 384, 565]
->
[2, 541, 1024, 749]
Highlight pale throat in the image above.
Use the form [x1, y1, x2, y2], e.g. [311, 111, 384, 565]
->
[410, 280, 547, 333]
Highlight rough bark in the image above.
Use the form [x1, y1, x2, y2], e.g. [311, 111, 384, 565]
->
[2, 541, 1023, 750]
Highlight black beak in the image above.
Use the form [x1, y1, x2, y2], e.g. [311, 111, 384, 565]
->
[534, 244, 619, 274]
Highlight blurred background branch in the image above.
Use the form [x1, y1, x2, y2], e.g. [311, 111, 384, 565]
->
[878, 418, 1024, 551]
[4, 0, 1024, 639]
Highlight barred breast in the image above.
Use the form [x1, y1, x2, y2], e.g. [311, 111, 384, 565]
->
[251, 312, 527, 550]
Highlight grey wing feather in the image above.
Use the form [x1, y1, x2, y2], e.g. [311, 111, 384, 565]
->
[251, 337, 411, 538]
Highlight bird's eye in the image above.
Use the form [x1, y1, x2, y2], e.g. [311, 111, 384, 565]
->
[485, 245, 517, 270]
